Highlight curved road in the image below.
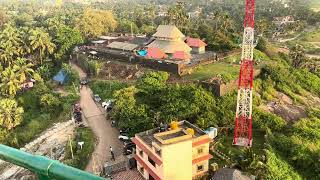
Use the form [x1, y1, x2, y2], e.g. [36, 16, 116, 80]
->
[71, 62, 123, 174]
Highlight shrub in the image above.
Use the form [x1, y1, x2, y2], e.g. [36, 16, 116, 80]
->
[253, 109, 287, 132]
[40, 93, 61, 113]
[256, 37, 267, 52]
[265, 148, 302, 180]
[90, 80, 128, 101]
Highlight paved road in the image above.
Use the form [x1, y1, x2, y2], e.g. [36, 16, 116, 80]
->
[70, 62, 123, 174]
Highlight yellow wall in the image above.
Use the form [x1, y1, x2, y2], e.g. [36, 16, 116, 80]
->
[162, 139, 193, 180]
[192, 142, 210, 177]
[192, 143, 209, 159]
[192, 160, 209, 178]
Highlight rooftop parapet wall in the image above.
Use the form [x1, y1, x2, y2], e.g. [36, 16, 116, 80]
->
[154, 128, 193, 145]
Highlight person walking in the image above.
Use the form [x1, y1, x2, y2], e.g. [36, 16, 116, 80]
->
[109, 146, 115, 161]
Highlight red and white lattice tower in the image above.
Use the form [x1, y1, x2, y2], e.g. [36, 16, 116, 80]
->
[233, 0, 255, 147]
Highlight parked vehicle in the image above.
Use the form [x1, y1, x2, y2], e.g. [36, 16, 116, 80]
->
[80, 78, 88, 85]
[102, 99, 115, 111]
[73, 103, 82, 122]
[111, 120, 116, 127]
[94, 94, 101, 102]
[73, 103, 81, 112]
[123, 142, 136, 155]
[118, 134, 130, 141]
[119, 129, 128, 136]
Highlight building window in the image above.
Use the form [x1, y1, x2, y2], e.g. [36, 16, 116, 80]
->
[149, 174, 155, 180]
[197, 147, 203, 154]
[139, 150, 143, 157]
[139, 167, 144, 174]
[148, 157, 156, 167]
[197, 165, 204, 172]
[156, 149, 161, 157]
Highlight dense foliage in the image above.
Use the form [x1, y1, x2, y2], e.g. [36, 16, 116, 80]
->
[0, 1, 83, 148]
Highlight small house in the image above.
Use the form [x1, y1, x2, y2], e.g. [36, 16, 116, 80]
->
[186, 37, 207, 54]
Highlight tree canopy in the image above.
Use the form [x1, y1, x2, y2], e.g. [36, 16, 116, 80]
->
[76, 9, 117, 38]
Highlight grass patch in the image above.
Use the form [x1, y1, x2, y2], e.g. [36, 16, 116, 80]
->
[301, 29, 320, 42]
[183, 62, 240, 81]
[211, 130, 266, 168]
[184, 49, 271, 82]
[286, 28, 320, 54]
[64, 127, 95, 170]
[309, 0, 320, 12]
[223, 53, 241, 64]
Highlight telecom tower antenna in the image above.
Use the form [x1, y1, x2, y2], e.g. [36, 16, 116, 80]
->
[233, 0, 256, 147]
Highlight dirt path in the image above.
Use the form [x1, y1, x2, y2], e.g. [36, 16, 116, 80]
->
[70, 62, 123, 174]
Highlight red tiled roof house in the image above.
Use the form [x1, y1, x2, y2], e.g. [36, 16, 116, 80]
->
[186, 37, 207, 54]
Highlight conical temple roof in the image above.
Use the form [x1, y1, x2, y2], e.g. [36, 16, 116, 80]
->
[152, 25, 185, 39]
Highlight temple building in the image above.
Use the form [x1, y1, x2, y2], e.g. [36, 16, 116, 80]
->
[147, 25, 192, 55]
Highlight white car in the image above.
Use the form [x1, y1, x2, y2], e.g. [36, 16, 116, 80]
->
[102, 99, 115, 110]
[118, 135, 130, 141]
[102, 101, 110, 108]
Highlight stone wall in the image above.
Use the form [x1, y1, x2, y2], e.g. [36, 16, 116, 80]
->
[201, 69, 261, 97]
[74, 48, 216, 76]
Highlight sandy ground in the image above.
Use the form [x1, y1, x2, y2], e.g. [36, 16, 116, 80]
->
[71, 62, 123, 174]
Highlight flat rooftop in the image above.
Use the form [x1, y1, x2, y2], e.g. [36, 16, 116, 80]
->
[160, 130, 186, 140]
[136, 120, 206, 148]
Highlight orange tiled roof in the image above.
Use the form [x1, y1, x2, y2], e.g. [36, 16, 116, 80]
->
[173, 51, 191, 60]
[146, 47, 168, 59]
[186, 37, 207, 47]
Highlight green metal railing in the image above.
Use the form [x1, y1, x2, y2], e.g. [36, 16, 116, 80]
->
[0, 144, 108, 180]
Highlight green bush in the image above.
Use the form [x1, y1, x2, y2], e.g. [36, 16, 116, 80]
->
[40, 93, 61, 113]
[269, 132, 320, 179]
[90, 80, 128, 101]
[1, 81, 79, 148]
[253, 109, 287, 132]
[256, 37, 267, 52]
[254, 49, 271, 61]
[293, 69, 320, 95]
[265, 148, 302, 180]
[260, 63, 320, 103]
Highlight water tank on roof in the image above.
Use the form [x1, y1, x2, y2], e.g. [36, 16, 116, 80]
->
[170, 121, 179, 130]
[186, 128, 195, 136]
[205, 127, 218, 139]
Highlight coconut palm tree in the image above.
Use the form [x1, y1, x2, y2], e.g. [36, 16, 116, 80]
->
[16, 58, 34, 82]
[0, 99, 24, 130]
[0, 66, 21, 97]
[29, 28, 56, 65]
[0, 24, 24, 66]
